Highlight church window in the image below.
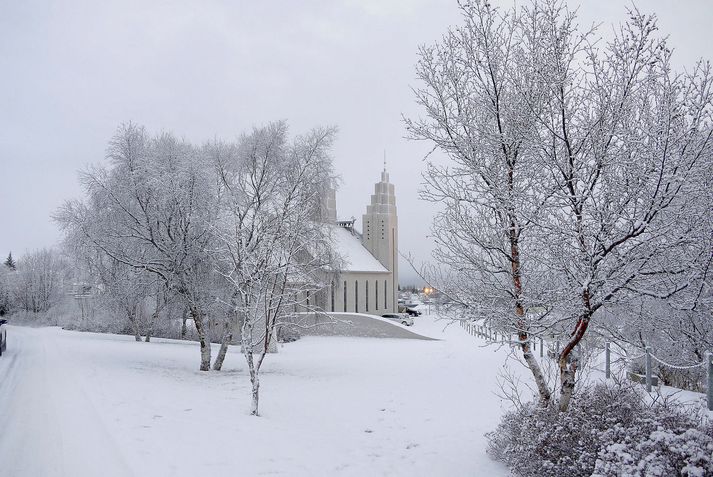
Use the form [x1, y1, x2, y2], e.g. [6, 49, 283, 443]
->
[375, 280, 379, 310]
[384, 280, 388, 309]
[343, 280, 347, 312]
[355, 280, 359, 313]
[365, 280, 369, 312]
[331, 281, 335, 312]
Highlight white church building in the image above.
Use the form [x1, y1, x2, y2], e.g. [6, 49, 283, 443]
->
[323, 167, 399, 315]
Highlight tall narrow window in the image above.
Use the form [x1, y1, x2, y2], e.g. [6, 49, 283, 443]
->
[343, 280, 347, 312]
[384, 280, 388, 310]
[355, 280, 359, 313]
[366, 280, 369, 312]
[331, 281, 335, 312]
[375, 280, 379, 311]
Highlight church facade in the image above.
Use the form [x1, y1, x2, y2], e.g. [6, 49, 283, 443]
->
[323, 168, 399, 315]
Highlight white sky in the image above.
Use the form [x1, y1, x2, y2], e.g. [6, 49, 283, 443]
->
[1, 0, 712, 284]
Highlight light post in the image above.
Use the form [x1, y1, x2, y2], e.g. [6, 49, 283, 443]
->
[423, 287, 432, 315]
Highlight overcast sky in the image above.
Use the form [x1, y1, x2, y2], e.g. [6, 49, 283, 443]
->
[1, 0, 712, 284]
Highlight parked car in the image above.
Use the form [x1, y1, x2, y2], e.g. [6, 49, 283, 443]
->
[382, 313, 414, 326]
[405, 307, 421, 317]
[398, 305, 422, 317]
[0, 319, 7, 356]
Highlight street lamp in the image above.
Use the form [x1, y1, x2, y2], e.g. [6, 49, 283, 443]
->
[423, 287, 432, 315]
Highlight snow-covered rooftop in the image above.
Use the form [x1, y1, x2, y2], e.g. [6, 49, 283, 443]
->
[330, 225, 389, 273]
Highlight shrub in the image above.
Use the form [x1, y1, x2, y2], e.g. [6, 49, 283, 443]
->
[487, 380, 712, 477]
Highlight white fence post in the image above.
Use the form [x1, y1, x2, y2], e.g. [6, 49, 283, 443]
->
[605, 342, 611, 379]
[645, 346, 652, 392]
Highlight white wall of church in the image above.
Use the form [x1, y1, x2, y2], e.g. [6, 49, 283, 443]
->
[329, 272, 394, 315]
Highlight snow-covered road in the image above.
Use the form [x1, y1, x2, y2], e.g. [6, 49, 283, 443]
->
[0, 326, 133, 476]
[0, 319, 514, 476]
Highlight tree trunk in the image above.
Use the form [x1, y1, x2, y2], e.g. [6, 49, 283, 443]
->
[510, 220, 552, 405]
[212, 318, 233, 371]
[520, 333, 551, 405]
[558, 307, 591, 412]
[250, 373, 260, 416]
[191, 307, 211, 371]
[558, 363, 577, 412]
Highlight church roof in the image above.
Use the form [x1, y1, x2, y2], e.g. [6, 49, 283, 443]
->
[330, 225, 389, 273]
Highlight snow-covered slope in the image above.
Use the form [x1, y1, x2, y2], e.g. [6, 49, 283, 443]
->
[0, 316, 514, 476]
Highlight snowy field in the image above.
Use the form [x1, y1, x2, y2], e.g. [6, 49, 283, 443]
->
[0, 314, 515, 477]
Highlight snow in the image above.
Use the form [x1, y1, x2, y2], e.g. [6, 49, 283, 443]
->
[0, 314, 515, 477]
[330, 225, 388, 273]
[293, 311, 437, 340]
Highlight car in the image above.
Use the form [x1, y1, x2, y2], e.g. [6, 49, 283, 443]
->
[382, 313, 414, 326]
[0, 319, 7, 356]
[398, 304, 422, 316]
[405, 307, 421, 317]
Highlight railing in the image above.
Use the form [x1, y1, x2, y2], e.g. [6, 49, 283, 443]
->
[604, 342, 712, 411]
[459, 320, 713, 411]
[459, 320, 546, 357]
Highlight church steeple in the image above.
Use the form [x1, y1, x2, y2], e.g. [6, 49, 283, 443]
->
[362, 163, 399, 312]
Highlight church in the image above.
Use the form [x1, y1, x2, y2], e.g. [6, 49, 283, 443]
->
[322, 166, 399, 315]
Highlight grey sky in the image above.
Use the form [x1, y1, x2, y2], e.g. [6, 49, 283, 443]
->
[1, 0, 712, 284]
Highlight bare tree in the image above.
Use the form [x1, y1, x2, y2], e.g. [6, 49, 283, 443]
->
[409, 0, 713, 412]
[214, 122, 337, 415]
[523, 3, 713, 410]
[12, 248, 68, 314]
[55, 124, 224, 370]
[406, 0, 553, 404]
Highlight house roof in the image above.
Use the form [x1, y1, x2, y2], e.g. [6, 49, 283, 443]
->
[330, 225, 389, 273]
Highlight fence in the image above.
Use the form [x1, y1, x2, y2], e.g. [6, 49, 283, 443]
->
[459, 320, 713, 411]
[459, 320, 546, 358]
[604, 343, 713, 411]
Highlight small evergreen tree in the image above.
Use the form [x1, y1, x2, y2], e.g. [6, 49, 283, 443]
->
[4, 252, 16, 271]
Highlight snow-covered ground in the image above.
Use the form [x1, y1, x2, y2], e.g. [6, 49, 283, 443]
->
[0, 313, 516, 477]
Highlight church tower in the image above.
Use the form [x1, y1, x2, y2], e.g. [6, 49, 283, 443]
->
[361, 165, 399, 313]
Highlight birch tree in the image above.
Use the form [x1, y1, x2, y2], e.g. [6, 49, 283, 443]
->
[526, 3, 713, 410]
[410, 0, 713, 411]
[215, 122, 337, 415]
[406, 0, 553, 403]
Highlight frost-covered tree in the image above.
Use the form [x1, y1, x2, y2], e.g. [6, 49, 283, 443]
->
[410, 0, 713, 411]
[406, 0, 553, 403]
[525, 3, 713, 410]
[12, 248, 68, 314]
[0, 265, 11, 316]
[214, 122, 337, 415]
[55, 124, 224, 370]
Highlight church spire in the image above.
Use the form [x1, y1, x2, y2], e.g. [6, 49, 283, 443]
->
[381, 150, 389, 183]
[362, 161, 398, 312]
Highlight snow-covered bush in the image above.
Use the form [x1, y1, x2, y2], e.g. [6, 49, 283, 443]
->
[487, 380, 711, 477]
[593, 424, 713, 477]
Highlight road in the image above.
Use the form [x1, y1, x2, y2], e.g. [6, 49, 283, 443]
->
[0, 326, 134, 477]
